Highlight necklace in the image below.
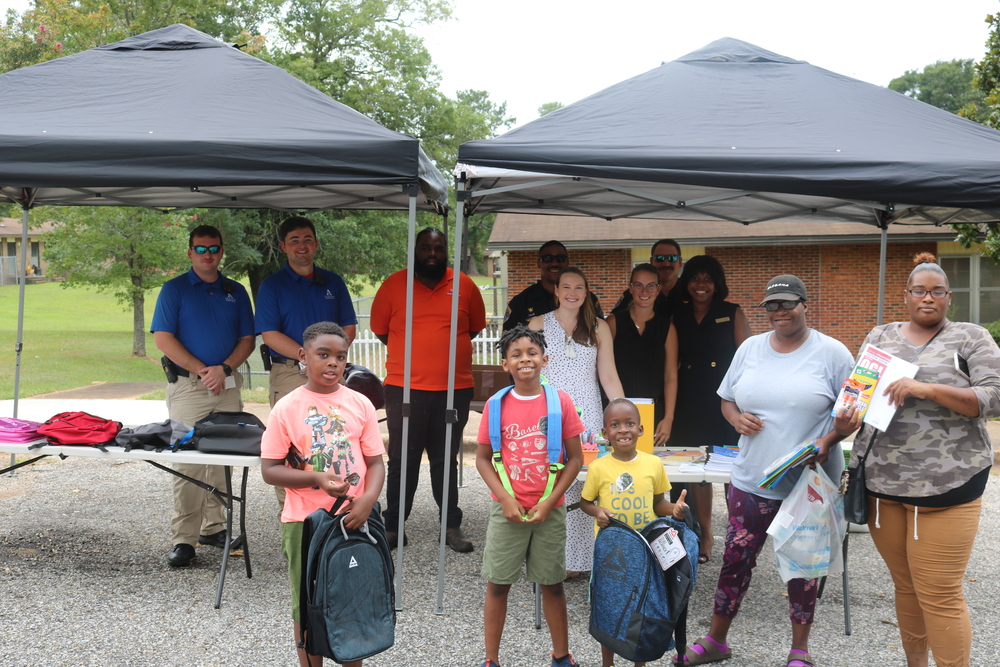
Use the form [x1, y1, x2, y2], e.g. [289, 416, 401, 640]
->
[564, 335, 576, 359]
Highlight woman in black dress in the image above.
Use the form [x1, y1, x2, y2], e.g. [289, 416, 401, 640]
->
[671, 255, 750, 562]
[606, 263, 678, 445]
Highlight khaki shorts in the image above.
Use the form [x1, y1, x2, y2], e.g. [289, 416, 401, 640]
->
[481, 501, 566, 586]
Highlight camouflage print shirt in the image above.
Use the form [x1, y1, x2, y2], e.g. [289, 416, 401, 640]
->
[851, 322, 1000, 498]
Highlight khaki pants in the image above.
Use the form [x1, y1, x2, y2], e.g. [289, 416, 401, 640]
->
[268, 363, 307, 508]
[165, 372, 243, 546]
[868, 495, 982, 667]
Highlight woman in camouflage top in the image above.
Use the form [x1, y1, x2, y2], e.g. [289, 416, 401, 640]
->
[851, 253, 1000, 667]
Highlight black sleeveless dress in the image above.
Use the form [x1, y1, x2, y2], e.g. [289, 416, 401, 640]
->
[612, 308, 671, 425]
[670, 299, 740, 447]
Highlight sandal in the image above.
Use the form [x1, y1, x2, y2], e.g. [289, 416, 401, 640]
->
[698, 553, 711, 564]
[676, 636, 731, 665]
[787, 649, 814, 667]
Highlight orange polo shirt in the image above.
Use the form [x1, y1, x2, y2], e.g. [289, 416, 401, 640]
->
[370, 268, 487, 391]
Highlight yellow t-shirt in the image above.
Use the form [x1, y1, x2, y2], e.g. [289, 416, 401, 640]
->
[581, 451, 671, 533]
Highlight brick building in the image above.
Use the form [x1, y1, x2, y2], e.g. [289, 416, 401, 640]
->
[488, 214, 977, 353]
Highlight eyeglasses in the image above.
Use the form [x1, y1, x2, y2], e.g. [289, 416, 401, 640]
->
[191, 245, 222, 254]
[907, 288, 950, 299]
[630, 281, 660, 293]
[652, 254, 680, 263]
[763, 300, 803, 312]
[539, 253, 568, 263]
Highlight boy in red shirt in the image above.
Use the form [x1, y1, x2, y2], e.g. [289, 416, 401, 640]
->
[476, 325, 585, 667]
[261, 322, 385, 667]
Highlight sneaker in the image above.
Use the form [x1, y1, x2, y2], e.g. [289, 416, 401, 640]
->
[446, 526, 474, 553]
[198, 531, 227, 548]
[550, 653, 579, 667]
[479, 661, 501, 667]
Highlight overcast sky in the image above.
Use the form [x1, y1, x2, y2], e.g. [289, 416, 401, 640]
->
[3, 0, 995, 129]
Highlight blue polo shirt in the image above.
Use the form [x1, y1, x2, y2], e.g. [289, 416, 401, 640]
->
[150, 269, 255, 367]
[255, 263, 357, 359]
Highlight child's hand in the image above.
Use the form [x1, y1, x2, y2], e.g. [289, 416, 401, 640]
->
[524, 497, 555, 524]
[343, 494, 375, 530]
[499, 494, 528, 524]
[595, 507, 615, 529]
[672, 488, 688, 520]
[316, 471, 351, 498]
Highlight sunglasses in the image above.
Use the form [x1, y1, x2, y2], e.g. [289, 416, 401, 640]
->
[191, 245, 222, 255]
[652, 254, 680, 263]
[540, 253, 568, 263]
[763, 300, 803, 312]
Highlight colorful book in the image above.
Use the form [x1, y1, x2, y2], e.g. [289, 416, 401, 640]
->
[832, 344, 918, 432]
[756, 440, 817, 489]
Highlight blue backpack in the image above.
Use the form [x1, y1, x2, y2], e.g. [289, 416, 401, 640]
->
[299, 498, 395, 663]
[487, 384, 564, 505]
[589, 515, 699, 663]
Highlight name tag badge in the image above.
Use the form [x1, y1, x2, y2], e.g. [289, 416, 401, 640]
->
[715, 316, 731, 323]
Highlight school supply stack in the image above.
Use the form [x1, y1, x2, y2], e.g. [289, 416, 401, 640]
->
[300, 498, 395, 663]
[0, 417, 42, 443]
[589, 515, 699, 663]
[832, 344, 917, 431]
[704, 445, 738, 475]
[33, 411, 122, 451]
[756, 440, 818, 490]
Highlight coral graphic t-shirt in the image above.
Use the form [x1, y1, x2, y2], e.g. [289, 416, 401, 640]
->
[261, 384, 385, 523]
[477, 388, 584, 508]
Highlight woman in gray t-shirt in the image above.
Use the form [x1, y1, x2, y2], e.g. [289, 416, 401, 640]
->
[680, 274, 855, 667]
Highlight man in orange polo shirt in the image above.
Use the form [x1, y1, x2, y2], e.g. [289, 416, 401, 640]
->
[370, 227, 487, 552]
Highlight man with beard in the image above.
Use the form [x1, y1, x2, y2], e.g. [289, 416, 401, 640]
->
[370, 227, 487, 552]
[611, 238, 685, 318]
[502, 240, 604, 331]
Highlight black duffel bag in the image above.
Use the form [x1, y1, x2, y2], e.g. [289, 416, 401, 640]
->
[192, 411, 266, 456]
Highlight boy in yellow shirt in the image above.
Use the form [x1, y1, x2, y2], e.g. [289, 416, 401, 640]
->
[582, 398, 687, 667]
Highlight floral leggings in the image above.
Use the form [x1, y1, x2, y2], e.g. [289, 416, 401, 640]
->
[713, 485, 819, 625]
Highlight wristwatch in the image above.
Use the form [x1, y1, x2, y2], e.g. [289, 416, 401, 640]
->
[221, 363, 232, 376]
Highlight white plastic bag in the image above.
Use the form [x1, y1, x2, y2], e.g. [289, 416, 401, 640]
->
[766, 466, 847, 582]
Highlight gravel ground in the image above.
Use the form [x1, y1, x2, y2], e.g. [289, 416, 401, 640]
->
[2, 452, 999, 667]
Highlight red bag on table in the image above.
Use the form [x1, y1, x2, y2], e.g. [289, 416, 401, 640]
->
[35, 411, 122, 451]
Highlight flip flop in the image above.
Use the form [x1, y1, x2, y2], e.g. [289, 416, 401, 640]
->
[787, 649, 814, 667]
[698, 553, 711, 564]
[677, 636, 731, 665]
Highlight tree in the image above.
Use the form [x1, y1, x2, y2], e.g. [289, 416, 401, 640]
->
[888, 59, 982, 115]
[950, 12, 1000, 259]
[41, 207, 190, 356]
[537, 101, 563, 117]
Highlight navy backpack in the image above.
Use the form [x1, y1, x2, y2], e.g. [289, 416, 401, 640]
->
[589, 515, 699, 663]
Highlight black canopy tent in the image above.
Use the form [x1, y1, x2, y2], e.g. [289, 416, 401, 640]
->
[455, 37, 1000, 322]
[0, 24, 448, 607]
[440, 37, 1000, 620]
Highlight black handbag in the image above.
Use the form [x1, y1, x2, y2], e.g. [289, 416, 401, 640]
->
[841, 428, 877, 524]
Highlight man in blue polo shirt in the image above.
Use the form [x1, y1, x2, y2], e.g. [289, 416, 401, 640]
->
[151, 224, 255, 568]
[255, 216, 357, 408]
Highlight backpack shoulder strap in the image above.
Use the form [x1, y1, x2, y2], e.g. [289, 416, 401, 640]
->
[488, 385, 515, 451]
[538, 384, 566, 504]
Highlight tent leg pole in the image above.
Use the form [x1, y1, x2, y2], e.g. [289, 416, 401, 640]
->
[11, 205, 30, 471]
[877, 223, 888, 326]
[436, 183, 466, 615]
[393, 190, 419, 611]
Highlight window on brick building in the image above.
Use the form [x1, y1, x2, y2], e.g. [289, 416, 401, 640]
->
[939, 255, 1000, 324]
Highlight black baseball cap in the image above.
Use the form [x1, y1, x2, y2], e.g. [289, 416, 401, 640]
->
[759, 274, 808, 305]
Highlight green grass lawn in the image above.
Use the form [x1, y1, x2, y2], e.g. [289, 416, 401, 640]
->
[2, 274, 500, 399]
[0, 282, 165, 398]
